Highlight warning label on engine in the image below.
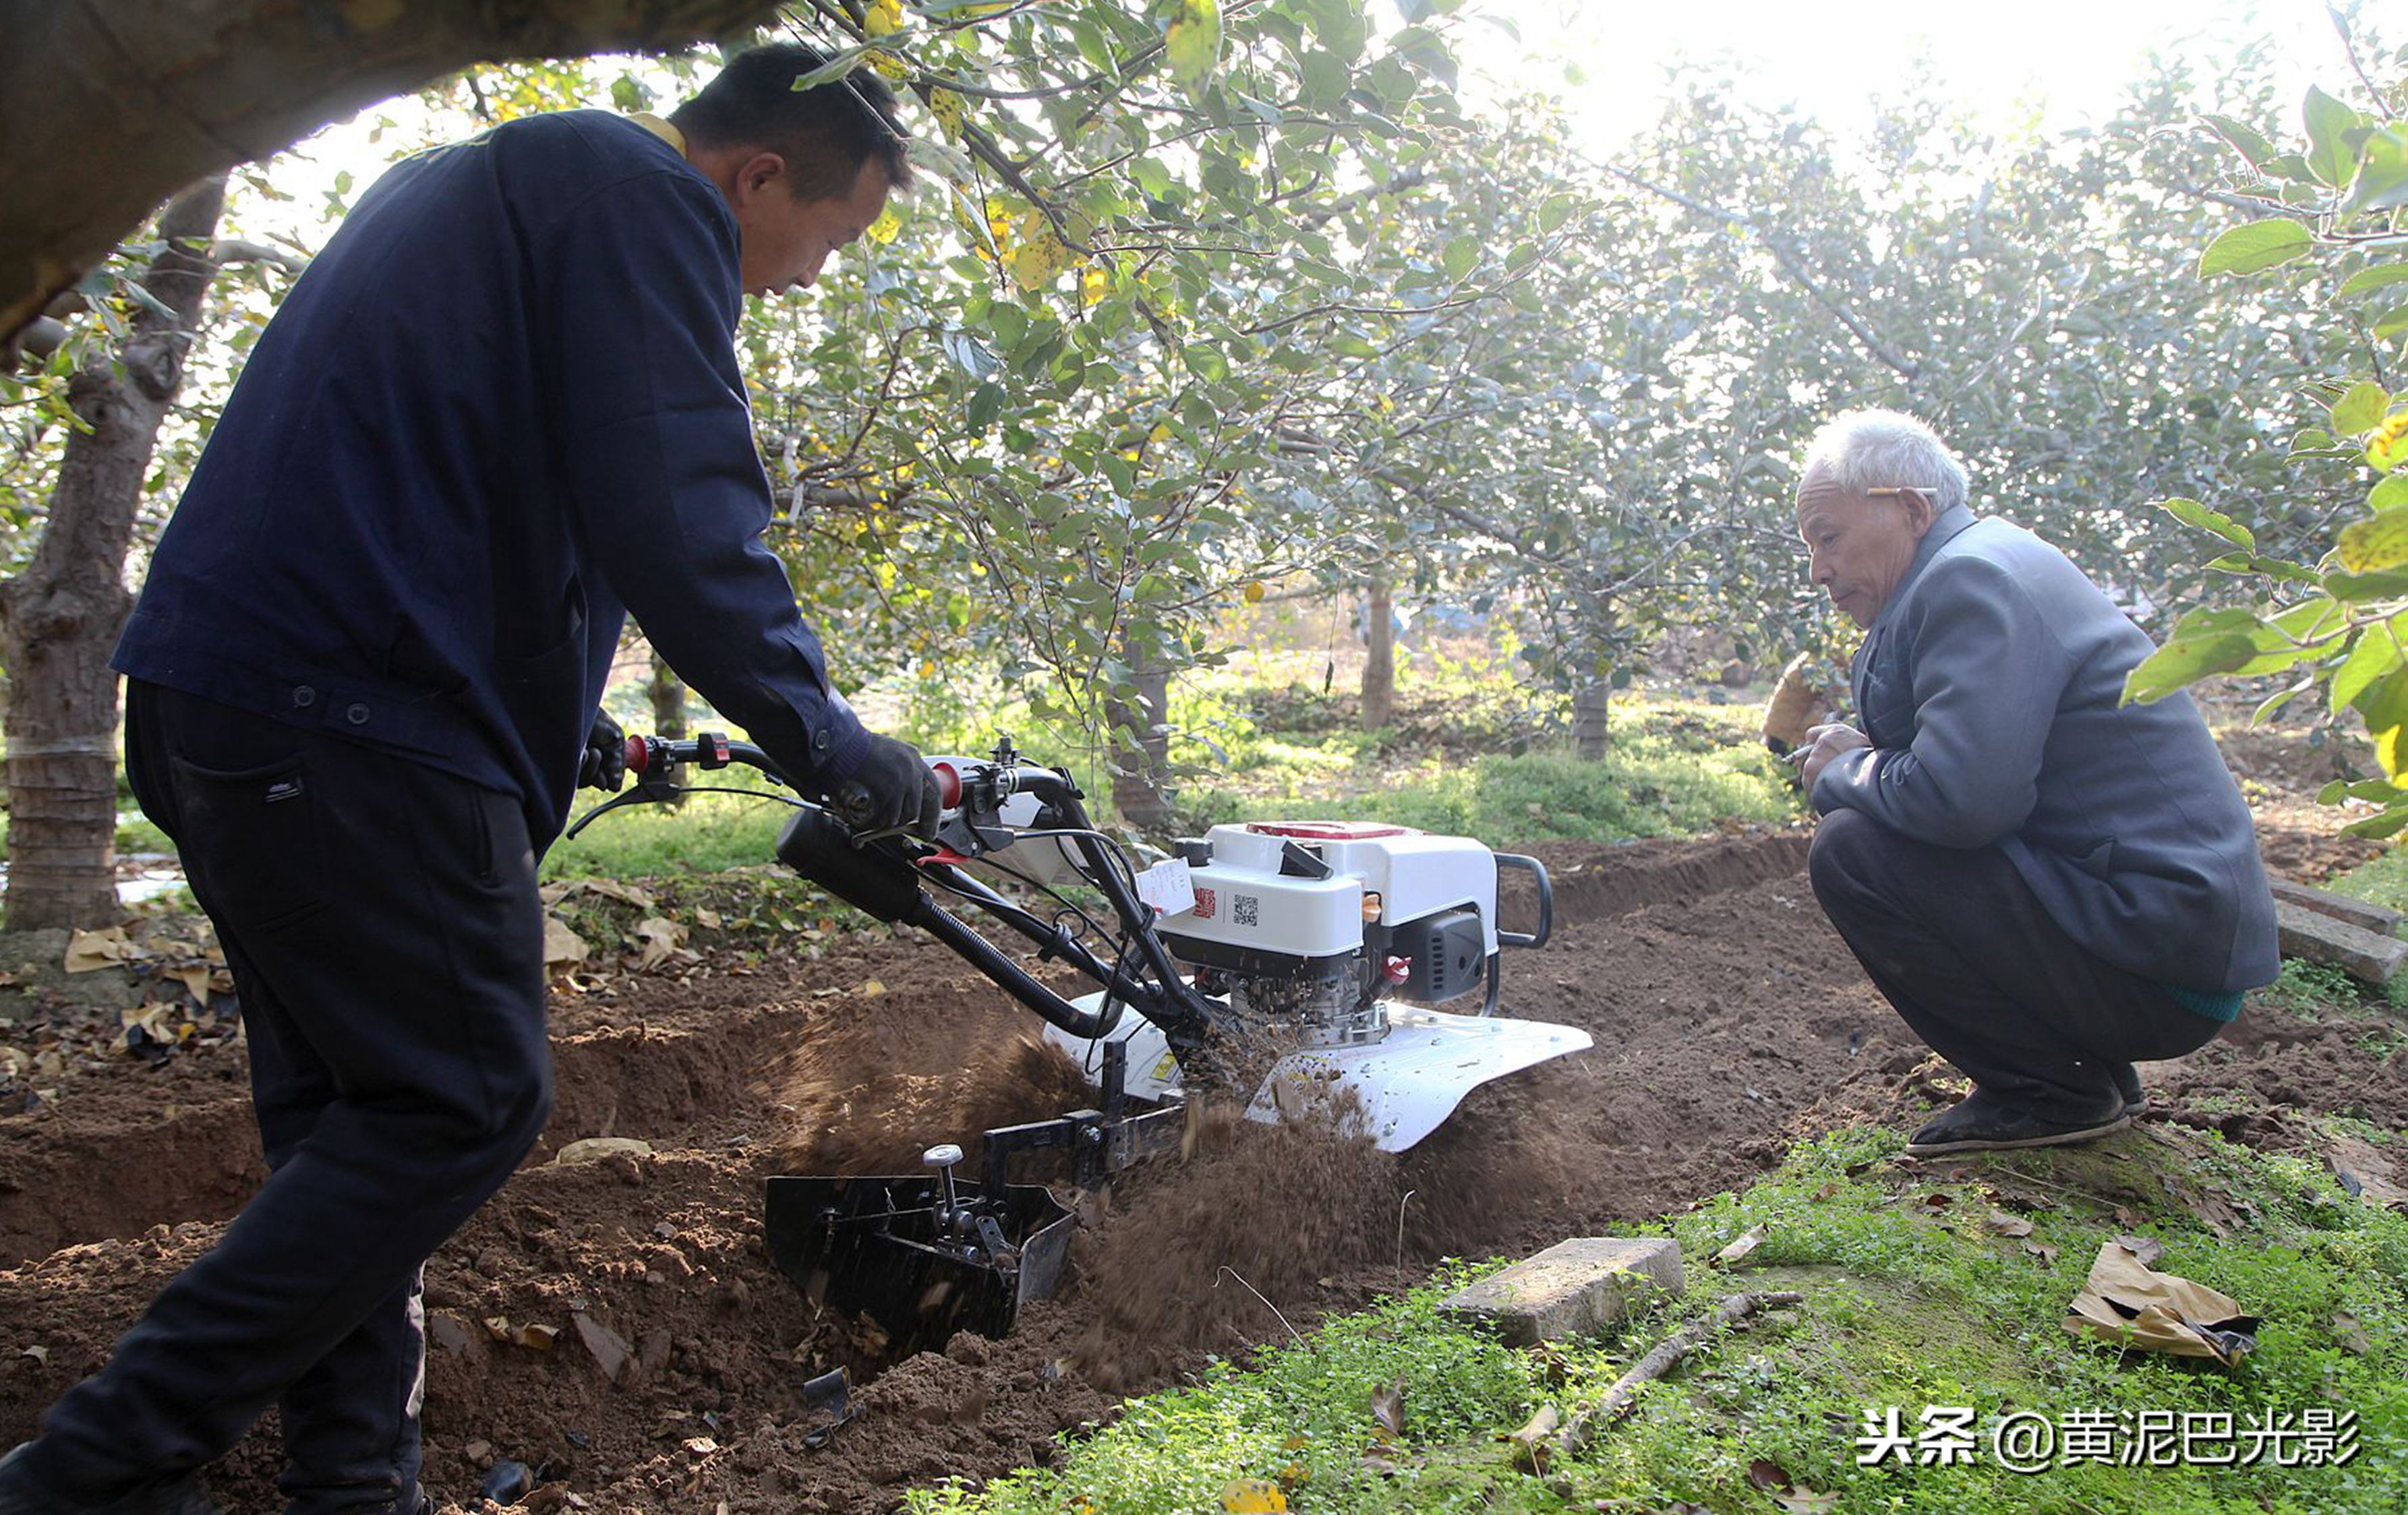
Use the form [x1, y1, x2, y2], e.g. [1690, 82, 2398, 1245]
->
[1134, 857, 1197, 918]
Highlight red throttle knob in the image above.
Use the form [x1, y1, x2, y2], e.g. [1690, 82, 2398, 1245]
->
[623, 734, 651, 775]
[931, 761, 963, 810]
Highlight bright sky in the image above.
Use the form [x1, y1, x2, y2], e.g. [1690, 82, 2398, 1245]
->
[1455, 0, 2368, 153]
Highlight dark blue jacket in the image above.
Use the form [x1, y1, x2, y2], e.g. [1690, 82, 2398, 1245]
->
[114, 110, 869, 845]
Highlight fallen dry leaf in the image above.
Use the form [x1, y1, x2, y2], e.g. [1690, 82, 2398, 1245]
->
[2334, 1311, 2372, 1355]
[1715, 1223, 1767, 1266]
[630, 916, 684, 972]
[543, 916, 589, 972]
[64, 926, 131, 974]
[2111, 1233, 2163, 1267]
[1985, 1209, 2034, 1239]
[2023, 1241, 2061, 1267]
[1369, 1379, 1406, 1438]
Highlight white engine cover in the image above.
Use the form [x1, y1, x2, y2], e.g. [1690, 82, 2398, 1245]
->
[1041, 992, 1592, 1153]
[1166, 822, 1501, 957]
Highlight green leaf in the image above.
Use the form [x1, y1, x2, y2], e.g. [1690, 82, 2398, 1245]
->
[1442, 235, 1479, 280]
[2338, 264, 2408, 300]
[965, 380, 1004, 431]
[2201, 113, 2277, 169]
[2121, 631, 2264, 705]
[2331, 380, 2392, 436]
[2341, 127, 2408, 212]
[2374, 303, 2408, 343]
[2198, 218, 2312, 278]
[1165, 0, 1223, 100]
[2332, 614, 2408, 715]
[2161, 496, 2254, 549]
[2302, 86, 2365, 188]
[2326, 564, 2408, 601]
[2342, 804, 2408, 841]
[2373, 473, 2408, 510]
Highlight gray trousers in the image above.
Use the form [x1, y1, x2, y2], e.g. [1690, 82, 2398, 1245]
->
[1808, 808, 2225, 1123]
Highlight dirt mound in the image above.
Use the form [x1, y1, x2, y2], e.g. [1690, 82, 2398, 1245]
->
[1069, 1113, 1397, 1391]
[767, 982, 1096, 1177]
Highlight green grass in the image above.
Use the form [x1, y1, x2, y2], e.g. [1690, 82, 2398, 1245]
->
[906, 1125, 2408, 1515]
[887, 657, 1801, 845]
[541, 777, 802, 881]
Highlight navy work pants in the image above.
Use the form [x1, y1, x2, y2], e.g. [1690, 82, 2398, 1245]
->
[19, 682, 552, 1514]
[1808, 807, 2223, 1123]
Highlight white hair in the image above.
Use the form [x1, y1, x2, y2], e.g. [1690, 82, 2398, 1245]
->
[1803, 409, 1968, 514]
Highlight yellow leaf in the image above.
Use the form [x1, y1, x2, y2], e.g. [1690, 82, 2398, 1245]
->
[864, 0, 904, 37]
[866, 206, 902, 245]
[865, 49, 908, 84]
[860, 979, 886, 997]
[1081, 264, 1110, 306]
[929, 86, 968, 141]
[1011, 231, 1071, 291]
[1218, 1479, 1286, 1514]
[1243, 581, 1266, 603]
[1166, 0, 1224, 98]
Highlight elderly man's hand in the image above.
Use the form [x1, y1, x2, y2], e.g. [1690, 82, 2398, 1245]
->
[1798, 721, 1870, 790]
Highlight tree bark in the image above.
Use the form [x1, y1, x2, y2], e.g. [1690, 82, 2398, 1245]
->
[647, 649, 688, 738]
[1572, 680, 1612, 762]
[1360, 569, 1395, 732]
[1107, 663, 1174, 833]
[1, 0, 785, 345]
[0, 178, 228, 930]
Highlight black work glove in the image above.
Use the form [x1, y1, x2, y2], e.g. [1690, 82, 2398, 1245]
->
[577, 711, 626, 792]
[829, 732, 943, 839]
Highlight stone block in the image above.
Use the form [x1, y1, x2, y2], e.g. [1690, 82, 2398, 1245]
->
[1438, 1237, 1684, 1346]
[2274, 899, 2408, 986]
[2267, 878, 2401, 938]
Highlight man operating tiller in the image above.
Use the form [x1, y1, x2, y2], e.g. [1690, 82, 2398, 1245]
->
[0, 45, 939, 1515]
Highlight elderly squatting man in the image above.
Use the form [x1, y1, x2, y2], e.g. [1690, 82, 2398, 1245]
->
[1790, 409, 2279, 1158]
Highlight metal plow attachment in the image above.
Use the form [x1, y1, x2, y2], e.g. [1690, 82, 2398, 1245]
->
[1044, 998, 1595, 1153]
[764, 1161, 1076, 1357]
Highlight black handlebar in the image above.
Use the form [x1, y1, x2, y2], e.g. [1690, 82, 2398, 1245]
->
[580, 732, 1221, 1063]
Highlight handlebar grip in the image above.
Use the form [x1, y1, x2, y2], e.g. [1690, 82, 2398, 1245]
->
[624, 734, 651, 776]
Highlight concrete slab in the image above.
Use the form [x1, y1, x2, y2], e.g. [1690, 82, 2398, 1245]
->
[2275, 899, 2408, 986]
[1438, 1237, 1684, 1346]
[2267, 878, 2401, 938]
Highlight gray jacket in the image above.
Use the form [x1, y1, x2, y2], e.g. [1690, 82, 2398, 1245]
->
[1812, 506, 2279, 994]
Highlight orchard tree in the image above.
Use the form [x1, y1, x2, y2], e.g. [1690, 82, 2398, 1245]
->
[715, 0, 1494, 806]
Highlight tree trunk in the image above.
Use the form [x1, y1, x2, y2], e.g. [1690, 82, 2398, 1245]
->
[1360, 569, 1395, 732]
[2, 0, 785, 345]
[0, 179, 228, 930]
[647, 650, 688, 738]
[1107, 664, 1173, 833]
[1573, 681, 1612, 762]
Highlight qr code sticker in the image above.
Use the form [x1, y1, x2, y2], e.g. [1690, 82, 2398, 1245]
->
[1234, 894, 1260, 926]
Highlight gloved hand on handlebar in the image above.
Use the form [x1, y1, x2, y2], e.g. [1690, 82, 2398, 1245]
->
[829, 732, 943, 839]
[577, 710, 626, 792]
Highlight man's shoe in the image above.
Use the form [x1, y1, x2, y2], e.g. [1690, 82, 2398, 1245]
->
[1906, 1092, 2130, 1158]
[2110, 1062, 2146, 1119]
[0, 1446, 221, 1515]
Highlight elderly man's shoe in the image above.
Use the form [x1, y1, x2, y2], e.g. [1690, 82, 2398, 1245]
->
[0, 1446, 221, 1515]
[2110, 1062, 2146, 1119]
[1906, 1092, 2129, 1157]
